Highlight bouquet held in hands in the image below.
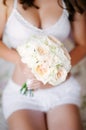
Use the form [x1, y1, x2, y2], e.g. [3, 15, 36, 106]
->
[17, 35, 71, 95]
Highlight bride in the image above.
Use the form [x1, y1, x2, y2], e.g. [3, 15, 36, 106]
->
[0, 0, 86, 130]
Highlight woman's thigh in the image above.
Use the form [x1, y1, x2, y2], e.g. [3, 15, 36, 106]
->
[7, 109, 47, 130]
[46, 104, 83, 130]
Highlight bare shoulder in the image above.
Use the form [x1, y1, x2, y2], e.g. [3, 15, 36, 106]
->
[0, 0, 14, 37]
[0, 0, 13, 6]
[0, 0, 7, 37]
[0, 0, 6, 9]
[71, 12, 86, 45]
[0, 0, 14, 17]
[5, 0, 14, 7]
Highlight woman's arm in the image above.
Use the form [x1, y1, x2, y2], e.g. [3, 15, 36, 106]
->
[0, 0, 20, 65]
[0, 41, 21, 64]
[0, 1, 44, 89]
[70, 12, 86, 66]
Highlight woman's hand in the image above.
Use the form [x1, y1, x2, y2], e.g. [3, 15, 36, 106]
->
[9, 48, 52, 90]
[12, 48, 71, 91]
[12, 56, 52, 90]
[13, 58, 71, 90]
[17, 61, 52, 90]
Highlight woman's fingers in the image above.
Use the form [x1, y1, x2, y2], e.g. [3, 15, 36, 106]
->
[27, 80, 53, 90]
[27, 80, 42, 90]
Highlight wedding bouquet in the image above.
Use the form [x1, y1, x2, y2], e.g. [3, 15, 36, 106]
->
[17, 35, 71, 95]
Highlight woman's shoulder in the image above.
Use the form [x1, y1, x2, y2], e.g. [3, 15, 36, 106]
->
[0, 0, 6, 8]
[0, 0, 14, 37]
[0, 0, 14, 8]
[0, 0, 8, 23]
[0, 0, 14, 10]
[0, 0, 15, 21]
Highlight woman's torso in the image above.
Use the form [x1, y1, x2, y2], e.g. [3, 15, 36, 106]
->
[2, 0, 71, 48]
[2, 0, 71, 85]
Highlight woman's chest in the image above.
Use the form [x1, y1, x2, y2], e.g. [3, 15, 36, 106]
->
[2, 1, 71, 48]
[7, 0, 64, 29]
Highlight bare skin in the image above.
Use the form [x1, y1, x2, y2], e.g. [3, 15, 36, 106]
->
[47, 104, 83, 130]
[7, 110, 47, 130]
[0, 0, 86, 130]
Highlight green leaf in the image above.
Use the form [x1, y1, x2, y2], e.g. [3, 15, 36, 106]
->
[56, 64, 62, 69]
[20, 82, 34, 96]
[20, 82, 28, 95]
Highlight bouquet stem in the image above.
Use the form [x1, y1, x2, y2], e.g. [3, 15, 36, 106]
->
[20, 82, 34, 96]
